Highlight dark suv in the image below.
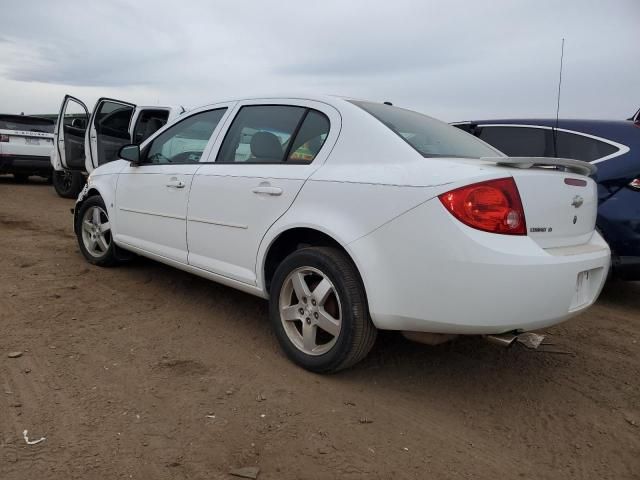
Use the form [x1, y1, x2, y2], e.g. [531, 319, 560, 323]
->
[453, 116, 640, 280]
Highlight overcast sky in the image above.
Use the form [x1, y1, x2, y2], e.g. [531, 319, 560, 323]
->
[0, 0, 638, 121]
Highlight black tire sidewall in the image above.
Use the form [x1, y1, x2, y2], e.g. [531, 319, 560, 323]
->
[269, 248, 367, 373]
[53, 171, 85, 198]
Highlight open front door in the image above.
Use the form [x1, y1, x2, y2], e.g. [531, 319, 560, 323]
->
[55, 95, 90, 171]
[86, 98, 136, 172]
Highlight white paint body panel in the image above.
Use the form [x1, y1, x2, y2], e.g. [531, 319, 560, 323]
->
[79, 95, 610, 335]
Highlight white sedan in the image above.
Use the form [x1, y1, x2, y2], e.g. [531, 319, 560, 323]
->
[72, 95, 610, 372]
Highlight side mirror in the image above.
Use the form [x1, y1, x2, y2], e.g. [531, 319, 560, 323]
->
[118, 144, 140, 163]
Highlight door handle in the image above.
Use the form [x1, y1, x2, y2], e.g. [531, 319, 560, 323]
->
[252, 186, 283, 196]
[166, 179, 186, 189]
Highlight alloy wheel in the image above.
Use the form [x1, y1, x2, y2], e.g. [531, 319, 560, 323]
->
[81, 205, 111, 258]
[278, 266, 342, 355]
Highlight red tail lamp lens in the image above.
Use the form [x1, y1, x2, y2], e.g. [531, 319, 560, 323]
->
[439, 177, 527, 235]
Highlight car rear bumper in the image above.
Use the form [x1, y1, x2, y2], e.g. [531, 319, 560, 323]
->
[349, 199, 610, 335]
[0, 154, 52, 175]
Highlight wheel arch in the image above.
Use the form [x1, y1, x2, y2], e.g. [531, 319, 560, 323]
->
[73, 187, 100, 234]
[259, 226, 370, 306]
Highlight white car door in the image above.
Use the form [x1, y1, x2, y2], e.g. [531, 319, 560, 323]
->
[187, 100, 340, 285]
[54, 95, 90, 170]
[86, 98, 137, 173]
[114, 106, 231, 263]
[129, 106, 176, 145]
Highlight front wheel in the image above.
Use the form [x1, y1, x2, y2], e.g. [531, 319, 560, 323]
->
[269, 247, 377, 373]
[75, 196, 119, 267]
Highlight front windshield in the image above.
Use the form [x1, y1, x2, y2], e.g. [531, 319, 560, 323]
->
[351, 101, 501, 159]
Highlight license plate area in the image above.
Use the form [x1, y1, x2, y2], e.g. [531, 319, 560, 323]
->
[25, 138, 40, 145]
[569, 268, 600, 311]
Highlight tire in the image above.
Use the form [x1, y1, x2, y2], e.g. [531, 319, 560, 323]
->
[269, 247, 377, 373]
[53, 170, 85, 198]
[75, 195, 120, 267]
[13, 173, 29, 183]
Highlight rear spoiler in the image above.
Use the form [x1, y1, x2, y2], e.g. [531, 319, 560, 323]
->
[480, 156, 596, 177]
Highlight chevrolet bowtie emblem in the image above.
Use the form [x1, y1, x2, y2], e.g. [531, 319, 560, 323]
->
[571, 195, 584, 208]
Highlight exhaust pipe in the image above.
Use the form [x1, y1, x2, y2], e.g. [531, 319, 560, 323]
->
[485, 332, 518, 347]
[485, 332, 545, 349]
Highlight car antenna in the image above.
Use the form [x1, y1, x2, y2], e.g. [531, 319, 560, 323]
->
[553, 38, 565, 157]
[383, 101, 393, 106]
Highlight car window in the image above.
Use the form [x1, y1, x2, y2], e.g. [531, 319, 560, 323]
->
[144, 108, 227, 164]
[132, 109, 170, 144]
[216, 105, 307, 163]
[287, 110, 330, 163]
[555, 131, 618, 162]
[478, 126, 552, 157]
[95, 102, 135, 140]
[351, 101, 500, 159]
[0, 115, 54, 134]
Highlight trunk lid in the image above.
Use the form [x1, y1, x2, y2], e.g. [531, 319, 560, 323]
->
[510, 167, 598, 248]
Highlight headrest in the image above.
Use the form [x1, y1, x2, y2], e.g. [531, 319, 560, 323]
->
[250, 131, 283, 160]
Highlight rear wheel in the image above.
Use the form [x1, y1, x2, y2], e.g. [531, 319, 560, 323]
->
[13, 173, 29, 183]
[269, 247, 377, 373]
[53, 170, 85, 198]
[75, 196, 119, 267]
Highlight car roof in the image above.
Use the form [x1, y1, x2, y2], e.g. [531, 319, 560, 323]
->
[197, 94, 361, 109]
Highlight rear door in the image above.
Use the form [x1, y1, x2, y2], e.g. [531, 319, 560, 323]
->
[55, 95, 90, 170]
[86, 98, 136, 172]
[187, 100, 339, 285]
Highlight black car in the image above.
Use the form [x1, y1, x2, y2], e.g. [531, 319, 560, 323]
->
[453, 116, 640, 280]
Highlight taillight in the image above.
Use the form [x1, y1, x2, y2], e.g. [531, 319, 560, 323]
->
[630, 178, 640, 191]
[438, 177, 526, 235]
[0, 134, 9, 142]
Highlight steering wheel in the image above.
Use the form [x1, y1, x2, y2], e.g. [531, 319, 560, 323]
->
[170, 151, 202, 163]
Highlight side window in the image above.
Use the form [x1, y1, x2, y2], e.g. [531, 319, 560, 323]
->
[144, 108, 226, 164]
[288, 110, 330, 162]
[217, 105, 308, 163]
[555, 131, 618, 162]
[132, 109, 170, 144]
[95, 102, 134, 140]
[478, 126, 551, 157]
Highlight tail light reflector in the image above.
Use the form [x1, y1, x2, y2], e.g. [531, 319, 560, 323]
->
[439, 177, 527, 235]
[0, 134, 9, 142]
[630, 178, 640, 190]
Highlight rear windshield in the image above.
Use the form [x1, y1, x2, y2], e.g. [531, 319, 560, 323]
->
[351, 101, 501, 159]
[0, 115, 55, 134]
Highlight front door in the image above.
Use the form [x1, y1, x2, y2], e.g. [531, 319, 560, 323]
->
[187, 101, 338, 285]
[55, 95, 90, 170]
[114, 107, 230, 263]
[86, 98, 136, 172]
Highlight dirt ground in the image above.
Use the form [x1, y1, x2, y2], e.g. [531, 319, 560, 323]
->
[0, 177, 639, 480]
